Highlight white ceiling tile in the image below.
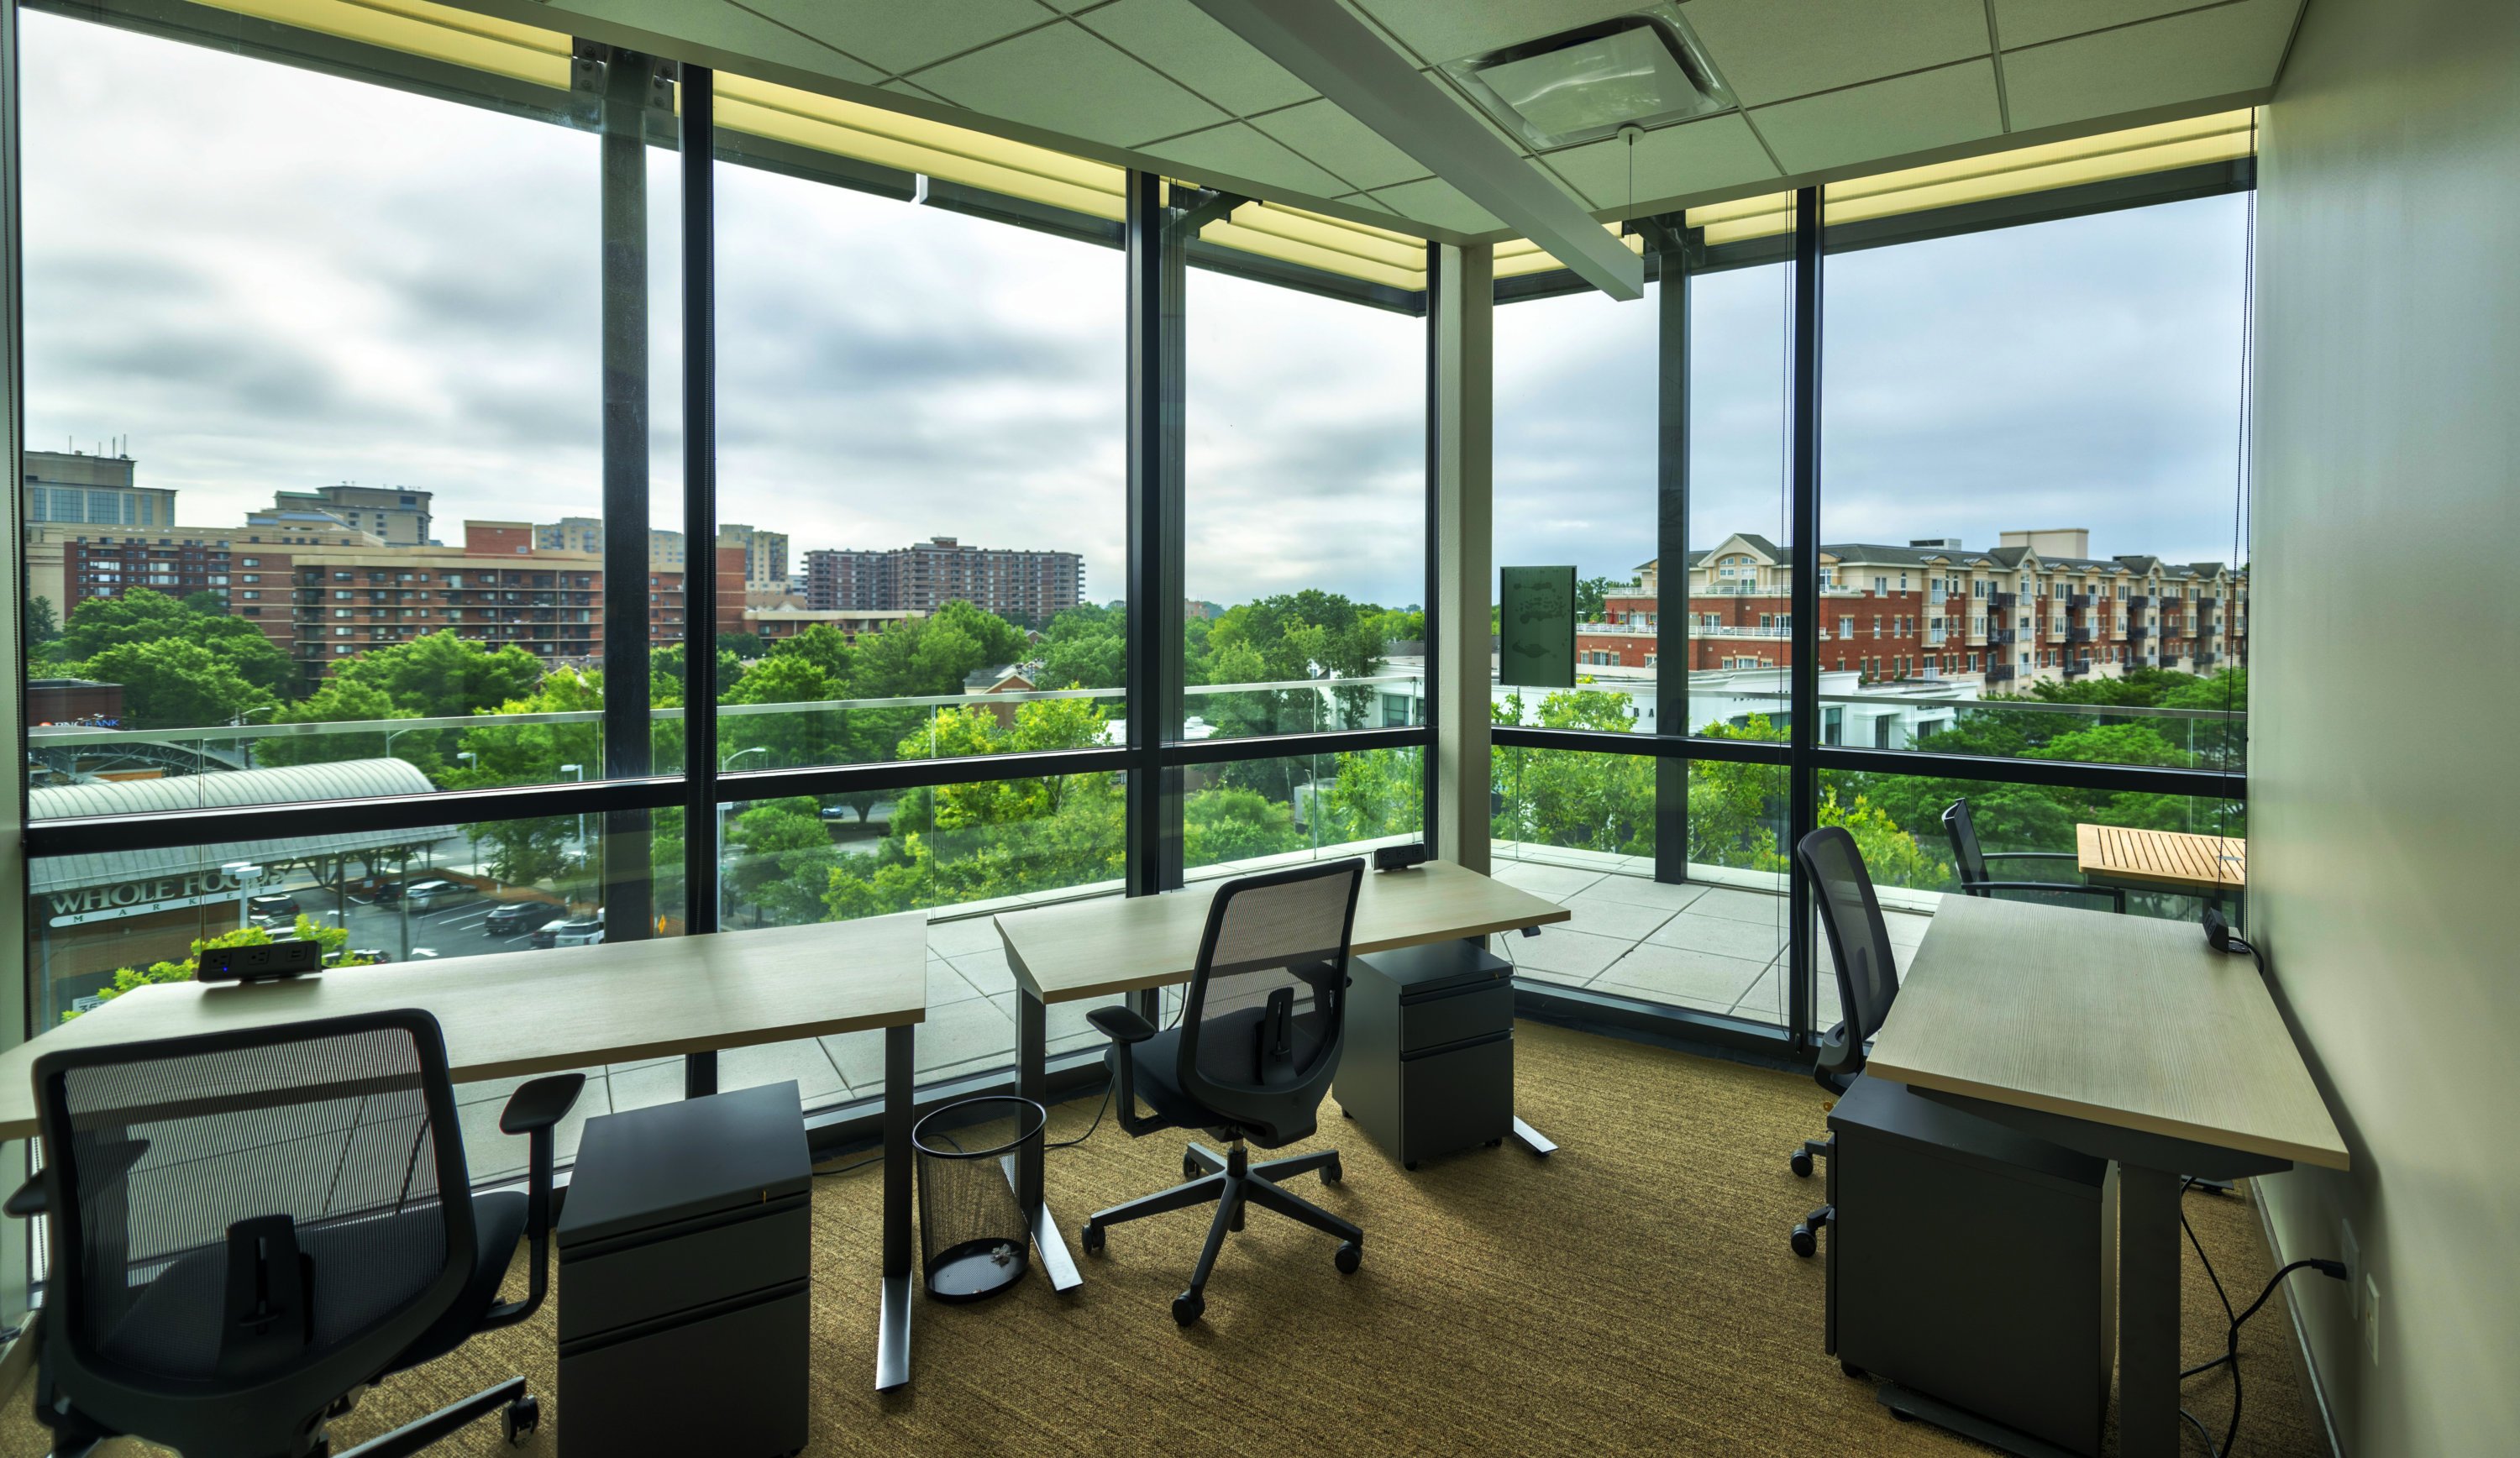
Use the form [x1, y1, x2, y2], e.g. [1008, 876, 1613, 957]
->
[1543, 112, 1778, 211]
[564, 0, 885, 85]
[2001, 0, 2300, 131]
[1074, 0, 1318, 115]
[1249, 97, 1431, 191]
[1993, 0, 2226, 50]
[1684, 0, 1991, 107]
[1350, 0, 1647, 67]
[1149, 121, 1351, 198]
[1748, 58, 2003, 174]
[914, 21, 1227, 149]
[1370, 176, 1504, 233]
[746, 0, 1054, 77]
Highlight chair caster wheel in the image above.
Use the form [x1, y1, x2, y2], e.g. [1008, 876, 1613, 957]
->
[1790, 1223, 1817, 1258]
[503, 1393, 539, 1445]
[1082, 1222, 1105, 1255]
[1404, 1161, 1419, 1171]
[1840, 1359, 1866, 1380]
[1889, 1408, 1914, 1423]
[1790, 1150, 1814, 1178]
[1172, 1291, 1205, 1326]
[1340, 1108, 1352, 1119]
[1323, 1158, 1343, 1184]
[1184, 1155, 1202, 1181]
[1487, 1137, 1504, 1147]
[1335, 1241, 1362, 1274]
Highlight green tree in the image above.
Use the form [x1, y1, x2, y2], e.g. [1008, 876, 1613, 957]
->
[1037, 604, 1126, 690]
[853, 600, 1029, 699]
[58, 587, 296, 700]
[72, 917, 370, 1021]
[73, 637, 273, 730]
[27, 595, 60, 651]
[253, 678, 422, 771]
[1184, 785, 1307, 865]
[331, 629, 547, 719]
[724, 796, 842, 927]
[1575, 575, 1625, 621]
[722, 653, 845, 768]
[762, 623, 857, 686]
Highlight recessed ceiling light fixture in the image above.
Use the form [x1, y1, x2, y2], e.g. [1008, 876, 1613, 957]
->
[1440, 4, 1735, 153]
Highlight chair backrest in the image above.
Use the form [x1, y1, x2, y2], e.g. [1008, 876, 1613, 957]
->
[1177, 858, 1366, 1147]
[1940, 796, 1992, 892]
[30, 1009, 477, 1458]
[1794, 827, 1902, 1074]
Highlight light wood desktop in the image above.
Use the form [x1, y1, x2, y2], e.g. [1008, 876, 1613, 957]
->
[992, 860, 1569, 1290]
[1866, 894, 2344, 1458]
[2076, 822, 2248, 899]
[0, 914, 932, 1392]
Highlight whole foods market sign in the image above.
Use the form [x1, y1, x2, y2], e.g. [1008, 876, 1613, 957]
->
[47, 868, 249, 927]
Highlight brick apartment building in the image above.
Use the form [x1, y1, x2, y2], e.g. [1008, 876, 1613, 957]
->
[804, 536, 1084, 622]
[275, 525, 743, 679]
[1580, 528, 2247, 687]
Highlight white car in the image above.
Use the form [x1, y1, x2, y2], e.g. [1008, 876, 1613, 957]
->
[548, 915, 606, 947]
[404, 879, 480, 912]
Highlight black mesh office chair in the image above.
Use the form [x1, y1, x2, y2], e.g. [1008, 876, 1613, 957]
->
[1941, 797, 2125, 912]
[1079, 858, 1367, 1326]
[6, 1009, 582, 1458]
[1785, 826, 1903, 1258]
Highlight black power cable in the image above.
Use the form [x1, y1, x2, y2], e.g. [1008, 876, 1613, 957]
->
[2174, 1177, 2347, 1457]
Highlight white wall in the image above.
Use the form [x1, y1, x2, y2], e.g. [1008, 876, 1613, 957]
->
[2251, 0, 2520, 1452]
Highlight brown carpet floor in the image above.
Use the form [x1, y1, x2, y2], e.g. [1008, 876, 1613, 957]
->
[2, 1023, 2326, 1457]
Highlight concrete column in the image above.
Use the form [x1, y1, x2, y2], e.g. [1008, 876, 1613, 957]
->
[1431, 244, 1493, 873]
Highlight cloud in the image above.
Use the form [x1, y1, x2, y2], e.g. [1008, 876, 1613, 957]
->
[20, 9, 2250, 627]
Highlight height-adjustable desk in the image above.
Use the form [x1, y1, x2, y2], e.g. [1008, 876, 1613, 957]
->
[0, 915, 932, 1392]
[992, 861, 1567, 1291]
[1865, 895, 2347, 1458]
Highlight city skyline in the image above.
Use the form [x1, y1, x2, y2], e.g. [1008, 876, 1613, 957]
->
[22, 12, 2250, 620]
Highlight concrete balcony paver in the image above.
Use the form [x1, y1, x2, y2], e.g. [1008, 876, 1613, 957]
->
[1593, 942, 1774, 1008]
[1553, 891, 1684, 941]
[1645, 910, 1788, 962]
[1506, 926, 1635, 980]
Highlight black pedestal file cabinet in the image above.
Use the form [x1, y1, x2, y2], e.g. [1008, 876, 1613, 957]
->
[1335, 939, 1516, 1167]
[557, 1082, 814, 1458]
[1829, 1074, 2116, 1458]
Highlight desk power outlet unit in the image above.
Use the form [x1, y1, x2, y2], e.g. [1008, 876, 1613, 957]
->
[200, 939, 323, 983]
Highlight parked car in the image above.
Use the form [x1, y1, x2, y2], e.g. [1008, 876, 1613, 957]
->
[485, 901, 564, 936]
[323, 947, 391, 968]
[249, 912, 298, 934]
[534, 912, 605, 949]
[245, 893, 301, 919]
[404, 879, 480, 912]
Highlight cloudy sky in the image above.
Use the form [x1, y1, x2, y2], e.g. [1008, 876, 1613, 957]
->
[22, 12, 2249, 616]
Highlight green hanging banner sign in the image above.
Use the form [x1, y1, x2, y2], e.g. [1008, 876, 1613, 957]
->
[1499, 565, 1577, 689]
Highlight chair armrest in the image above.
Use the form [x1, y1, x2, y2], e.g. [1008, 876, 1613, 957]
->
[1087, 1006, 1158, 1045]
[4, 1174, 44, 1220]
[499, 1073, 585, 1135]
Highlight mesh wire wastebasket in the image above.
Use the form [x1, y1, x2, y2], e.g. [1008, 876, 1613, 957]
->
[913, 1094, 1047, 1302]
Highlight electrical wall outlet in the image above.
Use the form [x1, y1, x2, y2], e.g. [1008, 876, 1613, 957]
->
[2341, 1219, 2363, 1317]
[2365, 1277, 2381, 1366]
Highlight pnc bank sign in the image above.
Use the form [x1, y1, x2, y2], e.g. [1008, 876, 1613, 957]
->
[47, 868, 248, 928]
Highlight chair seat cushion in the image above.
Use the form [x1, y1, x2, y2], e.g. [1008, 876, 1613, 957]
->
[389, 1188, 527, 1373]
[1115, 1024, 1320, 1149]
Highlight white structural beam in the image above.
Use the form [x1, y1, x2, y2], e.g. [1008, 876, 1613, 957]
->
[1189, 0, 1645, 302]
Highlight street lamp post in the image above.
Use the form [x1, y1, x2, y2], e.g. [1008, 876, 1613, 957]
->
[221, 860, 265, 931]
[230, 704, 277, 769]
[718, 747, 769, 926]
[455, 753, 485, 882]
[559, 764, 587, 898]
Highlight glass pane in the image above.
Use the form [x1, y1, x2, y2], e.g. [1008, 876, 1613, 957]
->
[1817, 195, 2250, 765]
[1179, 748, 1425, 878]
[19, 13, 685, 810]
[711, 144, 1123, 771]
[1809, 766, 2247, 1030]
[713, 763, 1129, 1110]
[1683, 248, 1794, 738]
[1493, 286, 1658, 717]
[1488, 743, 1788, 1026]
[29, 816, 675, 1174]
[1185, 270, 1425, 744]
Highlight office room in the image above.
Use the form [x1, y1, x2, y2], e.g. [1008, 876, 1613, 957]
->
[0, 0, 2507, 1454]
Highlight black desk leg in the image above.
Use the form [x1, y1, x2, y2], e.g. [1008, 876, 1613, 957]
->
[1010, 990, 1081, 1292]
[2118, 1163, 2183, 1457]
[875, 1024, 913, 1392]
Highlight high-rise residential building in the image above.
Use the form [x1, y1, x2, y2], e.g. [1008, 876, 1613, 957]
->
[265, 483, 433, 545]
[718, 523, 789, 593]
[22, 449, 176, 529]
[804, 536, 1084, 622]
[535, 518, 697, 574]
[1585, 528, 2247, 687]
[26, 517, 381, 619]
